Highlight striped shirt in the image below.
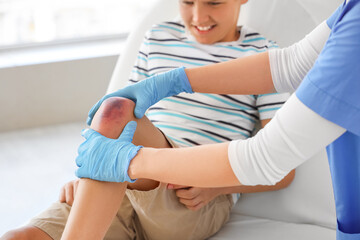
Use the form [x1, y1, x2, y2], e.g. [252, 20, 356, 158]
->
[129, 21, 290, 148]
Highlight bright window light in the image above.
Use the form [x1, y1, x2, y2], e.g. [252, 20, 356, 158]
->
[0, 0, 157, 47]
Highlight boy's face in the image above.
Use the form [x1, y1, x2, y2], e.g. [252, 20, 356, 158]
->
[179, 0, 248, 44]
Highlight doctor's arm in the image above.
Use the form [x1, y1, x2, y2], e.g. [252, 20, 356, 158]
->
[170, 118, 295, 211]
[128, 94, 345, 187]
[187, 21, 330, 95]
[86, 21, 330, 123]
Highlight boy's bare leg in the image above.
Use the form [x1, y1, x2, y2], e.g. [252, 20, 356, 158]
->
[0, 227, 52, 240]
[61, 97, 171, 240]
[1, 97, 170, 240]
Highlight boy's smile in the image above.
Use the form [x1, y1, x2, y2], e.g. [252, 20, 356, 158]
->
[179, 0, 248, 44]
[193, 24, 216, 32]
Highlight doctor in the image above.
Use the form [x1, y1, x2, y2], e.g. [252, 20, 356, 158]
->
[77, 0, 360, 239]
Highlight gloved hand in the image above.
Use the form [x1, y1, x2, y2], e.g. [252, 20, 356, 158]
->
[87, 67, 193, 125]
[75, 121, 142, 183]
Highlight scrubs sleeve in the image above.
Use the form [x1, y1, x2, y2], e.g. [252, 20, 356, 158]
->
[296, 0, 360, 136]
[327, 2, 345, 29]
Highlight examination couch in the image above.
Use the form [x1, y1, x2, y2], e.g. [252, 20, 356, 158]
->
[0, 0, 342, 239]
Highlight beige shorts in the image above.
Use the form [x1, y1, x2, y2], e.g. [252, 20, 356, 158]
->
[29, 136, 234, 240]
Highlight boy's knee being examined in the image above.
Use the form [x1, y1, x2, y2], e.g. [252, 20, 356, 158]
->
[90, 97, 136, 137]
[95, 97, 135, 123]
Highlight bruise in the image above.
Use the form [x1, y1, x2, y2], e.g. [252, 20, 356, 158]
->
[93, 97, 136, 135]
[100, 97, 127, 120]
[91, 97, 135, 139]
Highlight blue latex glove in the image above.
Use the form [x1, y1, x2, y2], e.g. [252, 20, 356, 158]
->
[75, 121, 142, 183]
[87, 67, 193, 125]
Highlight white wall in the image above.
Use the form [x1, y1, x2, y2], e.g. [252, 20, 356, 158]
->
[0, 55, 117, 132]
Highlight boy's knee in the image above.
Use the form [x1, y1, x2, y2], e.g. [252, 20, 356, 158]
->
[96, 97, 135, 122]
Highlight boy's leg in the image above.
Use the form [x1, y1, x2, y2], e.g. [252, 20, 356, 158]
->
[1, 97, 170, 240]
[62, 97, 171, 240]
[1, 226, 52, 240]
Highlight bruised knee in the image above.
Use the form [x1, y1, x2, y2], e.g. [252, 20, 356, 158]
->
[91, 97, 136, 137]
[95, 97, 135, 122]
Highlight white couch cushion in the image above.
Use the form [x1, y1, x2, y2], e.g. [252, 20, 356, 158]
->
[210, 215, 335, 240]
[232, 150, 337, 229]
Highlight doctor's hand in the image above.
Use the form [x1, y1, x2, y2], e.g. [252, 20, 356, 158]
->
[59, 179, 80, 206]
[87, 67, 193, 125]
[168, 184, 222, 211]
[75, 121, 142, 183]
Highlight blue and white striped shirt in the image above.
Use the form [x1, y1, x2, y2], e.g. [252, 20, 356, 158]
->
[129, 21, 289, 149]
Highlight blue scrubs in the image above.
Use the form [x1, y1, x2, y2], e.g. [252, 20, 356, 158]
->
[296, 1, 360, 239]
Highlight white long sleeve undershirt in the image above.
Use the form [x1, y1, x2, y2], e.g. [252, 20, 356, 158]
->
[269, 21, 331, 93]
[227, 22, 347, 186]
[228, 95, 345, 185]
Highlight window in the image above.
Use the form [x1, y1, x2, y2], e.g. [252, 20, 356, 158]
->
[0, 0, 157, 47]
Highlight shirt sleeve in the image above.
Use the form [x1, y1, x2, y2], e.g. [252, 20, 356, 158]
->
[296, 1, 360, 136]
[228, 94, 345, 185]
[269, 21, 331, 93]
[326, 2, 345, 29]
[269, 2, 344, 93]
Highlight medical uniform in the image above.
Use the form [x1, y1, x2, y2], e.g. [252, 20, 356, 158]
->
[297, 0, 360, 238]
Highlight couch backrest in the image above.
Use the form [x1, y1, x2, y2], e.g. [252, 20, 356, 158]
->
[238, 0, 342, 47]
[107, 0, 179, 92]
[107, 0, 343, 229]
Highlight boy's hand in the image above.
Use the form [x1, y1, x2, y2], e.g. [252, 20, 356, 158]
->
[87, 67, 192, 125]
[59, 179, 80, 206]
[167, 184, 222, 211]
